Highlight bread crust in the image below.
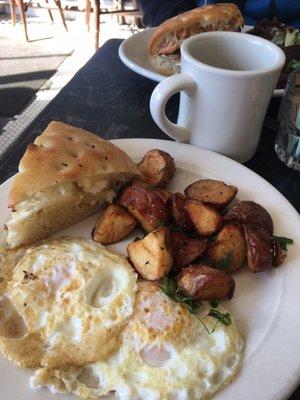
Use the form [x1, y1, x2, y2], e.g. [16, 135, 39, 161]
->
[8, 121, 141, 207]
[149, 3, 244, 56]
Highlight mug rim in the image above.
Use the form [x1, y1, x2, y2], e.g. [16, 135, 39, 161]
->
[181, 31, 286, 76]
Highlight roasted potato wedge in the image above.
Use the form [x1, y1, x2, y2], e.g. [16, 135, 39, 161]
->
[208, 224, 246, 272]
[224, 201, 273, 234]
[119, 180, 169, 232]
[184, 179, 237, 209]
[243, 224, 273, 273]
[127, 227, 173, 280]
[177, 265, 235, 300]
[154, 188, 172, 205]
[92, 204, 137, 245]
[272, 239, 287, 267]
[171, 232, 206, 268]
[138, 149, 176, 188]
[170, 193, 193, 231]
[185, 200, 222, 236]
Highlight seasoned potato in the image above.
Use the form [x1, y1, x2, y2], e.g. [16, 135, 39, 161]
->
[171, 232, 206, 268]
[184, 179, 237, 209]
[138, 149, 176, 188]
[154, 188, 172, 205]
[92, 204, 137, 245]
[177, 265, 235, 300]
[224, 201, 273, 234]
[119, 180, 169, 232]
[272, 239, 287, 267]
[185, 200, 222, 236]
[243, 224, 273, 273]
[127, 227, 173, 280]
[170, 193, 193, 231]
[208, 224, 246, 272]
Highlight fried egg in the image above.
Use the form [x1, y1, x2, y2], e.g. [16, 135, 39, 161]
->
[0, 238, 137, 368]
[31, 281, 243, 400]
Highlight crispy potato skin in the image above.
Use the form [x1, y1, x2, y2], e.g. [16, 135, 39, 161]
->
[92, 204, 137, 245]
[170, 231, 206, 268]
[185, 200, 222, 236]
[184, 179, 237, 209]
[208, 224, 246, 272]
[177, 265, 235, 300]
[154, 188, 172, 205]
[272, 239, 287, 267]
[170, 193, 193, 231]
[224, 201, 273, 234]
[127, 227, 173, 280]
[119, 180, 169, 232]
[138, 149, 176, 188]
[243, 224, 273, 273]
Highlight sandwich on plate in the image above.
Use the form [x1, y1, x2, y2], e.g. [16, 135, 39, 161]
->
[149, 3, 244, 76]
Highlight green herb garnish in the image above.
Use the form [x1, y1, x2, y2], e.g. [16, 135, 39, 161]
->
[208, 309, 231, 326]
[272, 235, 294, 251]
[157, 219, 165, 227]
[209, 300, 219, 308]
[214, 252, 233, 271]
[287, 59, 300, 72]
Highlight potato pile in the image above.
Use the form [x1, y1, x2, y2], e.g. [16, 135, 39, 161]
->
[92, 149, 290, 302]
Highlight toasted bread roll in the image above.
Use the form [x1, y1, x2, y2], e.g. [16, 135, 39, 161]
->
[138, 149, 175, 188]
[149, 4, 244, 56]
[184, 179, 237, 210]
[92, 204, 137, 245]
[170, 193, 193, 231]
[243, 224, 273, 273]
[185, 200, 222, 236]
[171, 231, 206, 268]
[224, 201, 273, 234]
[119, 181, 169, 232]
[208, 224, 246, 272]
[177, 265, 235, 300]
[127, 227, 173, 280]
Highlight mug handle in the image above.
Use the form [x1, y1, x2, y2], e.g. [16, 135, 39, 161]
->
[150, 73, 197, 143]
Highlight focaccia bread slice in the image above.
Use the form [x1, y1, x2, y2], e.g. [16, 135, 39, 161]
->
[149, 3, 244, 56]
[5, 121, 142, 249]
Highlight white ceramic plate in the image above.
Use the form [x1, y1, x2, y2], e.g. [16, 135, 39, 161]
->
[119, 28, 284, 97]
[0, 139, 299, 400]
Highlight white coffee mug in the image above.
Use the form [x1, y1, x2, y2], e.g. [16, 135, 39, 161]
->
[150, 31, 285, 163]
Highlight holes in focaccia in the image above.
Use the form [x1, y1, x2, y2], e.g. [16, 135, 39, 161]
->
[0, 294, 27, 338]
[78, 366, 101, 388]
[210, 370, 223, 385]
[68, 150, 79, 159]
[86, 271, 115, 308]
[56, 162, 69, 171]
[140, 344, 171, 367]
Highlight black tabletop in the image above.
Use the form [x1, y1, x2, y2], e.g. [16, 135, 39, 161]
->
[0, 39, 299, 398]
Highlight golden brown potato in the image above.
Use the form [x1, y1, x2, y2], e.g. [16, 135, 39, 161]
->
[185, 200, 222, 236]
[272, 239, 287, 267]
[127, 227, 173, 280]
[170, 232, 206, 268]
[153, 188, 172, 205]
[92, 204, 137, 245]
[138, 149, 176, 188]
[243, 224, 273, 273]
[170, 193, 193, 231]
[177, 265, 235, 300]
[119, 180, 169, 232]
[208, 224, 246, 272]
[184, 179, 237, 209]
[224, 201, 273, 234]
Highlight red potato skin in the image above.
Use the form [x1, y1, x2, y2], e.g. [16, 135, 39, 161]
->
[224, 201, 274, 234]
[177, 265, 235, 301]
[272, 239, 287, 267]
[170, 193, 194, 231]
[119, 181, 169, 232]
[170, 231, 207, 267]
[153, 188, 172, 205]
[243, 224, 273, 273]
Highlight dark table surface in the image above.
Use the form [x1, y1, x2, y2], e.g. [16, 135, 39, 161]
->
[0, 39, 299, 398]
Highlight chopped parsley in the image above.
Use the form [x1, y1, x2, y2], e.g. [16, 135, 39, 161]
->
[214, 251, 233, 271]
[273, 235, 294, 251]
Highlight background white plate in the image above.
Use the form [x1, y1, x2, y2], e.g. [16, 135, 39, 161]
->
[119, 28, 284, 97]
[0, 139, 299, 400]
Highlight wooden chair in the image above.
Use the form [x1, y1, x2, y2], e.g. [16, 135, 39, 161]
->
[9, 0, 68, 42]
[85, 0, 141, 50]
